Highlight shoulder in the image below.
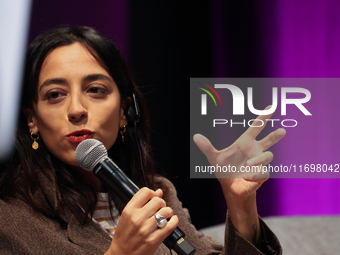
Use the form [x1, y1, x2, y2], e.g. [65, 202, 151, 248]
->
[153, 175, 179, 203]
[0, 198, 47, 235]
[0, 198, 48, 253]
[153, 175, 177, 192]
[0, 198, 108, 254]
[0, 197, 63, 241]
[0, 198, 33, 221]
[152, 175, 189, 221]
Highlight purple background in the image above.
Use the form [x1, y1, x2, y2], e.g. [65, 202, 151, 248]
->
[25, 0, 340, 229]
[263, 1, 340, 217]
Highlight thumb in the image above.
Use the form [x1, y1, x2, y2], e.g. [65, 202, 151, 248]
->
[193, 134, 216, 160]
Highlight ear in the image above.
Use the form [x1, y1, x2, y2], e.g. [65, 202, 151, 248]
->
[22, 108, 39, 135]
[119, 97, 132, 128]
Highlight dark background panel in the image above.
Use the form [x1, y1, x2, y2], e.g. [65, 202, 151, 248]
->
[129, 1, 274, 229]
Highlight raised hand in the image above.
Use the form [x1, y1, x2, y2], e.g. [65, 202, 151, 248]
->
[193, 109, 286, 243]
[193, 109, 286, 199]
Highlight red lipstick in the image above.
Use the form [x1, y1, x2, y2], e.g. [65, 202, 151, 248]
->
[66, 129, 94, 143]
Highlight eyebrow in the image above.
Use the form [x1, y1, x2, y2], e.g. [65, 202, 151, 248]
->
[83, 74, 112, 83]
[39, 74, 113, 92]
[39, 78, 67, 92]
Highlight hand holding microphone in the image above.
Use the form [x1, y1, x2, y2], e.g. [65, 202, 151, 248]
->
[75, 139, 196, 255]
[107, 186, 179, 255]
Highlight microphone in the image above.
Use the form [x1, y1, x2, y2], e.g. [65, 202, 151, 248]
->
[75, 139, 196, 255]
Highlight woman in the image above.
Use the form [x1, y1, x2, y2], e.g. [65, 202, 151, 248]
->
[0, 26, 284, 254]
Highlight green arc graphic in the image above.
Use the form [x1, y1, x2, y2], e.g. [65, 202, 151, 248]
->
[198, 87, 217, 106]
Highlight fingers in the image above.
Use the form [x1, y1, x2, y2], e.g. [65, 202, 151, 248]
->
[122, 188, 166, 232]
[155, 207, 174, 222]
[142, 196, 167, 219]
[135, 204, 177, 242]
[112, 188, 179, 254]
[246, 151, 274, 167]
[125, 187, 176, 231]
[127, 187, 163, 208]
[259, 128, 286, 151]
[148, 206, 174, 231]
[193, 133, 216, 159]
[243, 172, 269, 183]
[154, 188, 163, 198]
[153, 215, 179, 241]
[242, 151, 274, 180]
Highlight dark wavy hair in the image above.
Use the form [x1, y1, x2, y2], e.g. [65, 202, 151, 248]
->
[0, 26, 155, 225]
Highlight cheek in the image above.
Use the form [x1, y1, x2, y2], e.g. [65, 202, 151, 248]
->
[36, 118, 64, 152]
[34, 106, 67, 150]
[35, 116, 54, 136]
[107, 109, 122, 134]
[95, 103, 121, 125]
[35, 108, 62, 135]
[92, 104, 123, 148]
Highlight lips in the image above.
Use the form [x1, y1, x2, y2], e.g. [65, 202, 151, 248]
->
[66, 129, 94, 143]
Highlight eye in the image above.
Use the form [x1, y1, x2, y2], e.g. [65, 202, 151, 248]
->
[47, 91, 61, 98]
[87, 86, 108, 96]
[45, 91, 66, 102]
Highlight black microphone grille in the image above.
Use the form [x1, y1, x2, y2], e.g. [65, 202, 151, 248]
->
[75, 139, 108, 171]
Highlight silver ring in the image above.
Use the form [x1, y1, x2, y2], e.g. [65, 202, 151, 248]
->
[155, 214, 167, 228]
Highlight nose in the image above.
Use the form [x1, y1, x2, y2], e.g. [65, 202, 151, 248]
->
[68, 93, 88, 123]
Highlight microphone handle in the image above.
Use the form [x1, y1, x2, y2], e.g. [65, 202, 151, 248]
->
[93, 158, 196, 255]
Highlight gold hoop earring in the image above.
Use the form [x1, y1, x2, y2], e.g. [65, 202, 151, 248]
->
[30, 132, 39, 150]
[120, 125, 126, 142]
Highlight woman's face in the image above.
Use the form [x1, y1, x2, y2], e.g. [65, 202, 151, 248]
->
[26, 42, 127, 167]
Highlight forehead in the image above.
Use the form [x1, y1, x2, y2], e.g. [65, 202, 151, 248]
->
[39, 42, 110, 85]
